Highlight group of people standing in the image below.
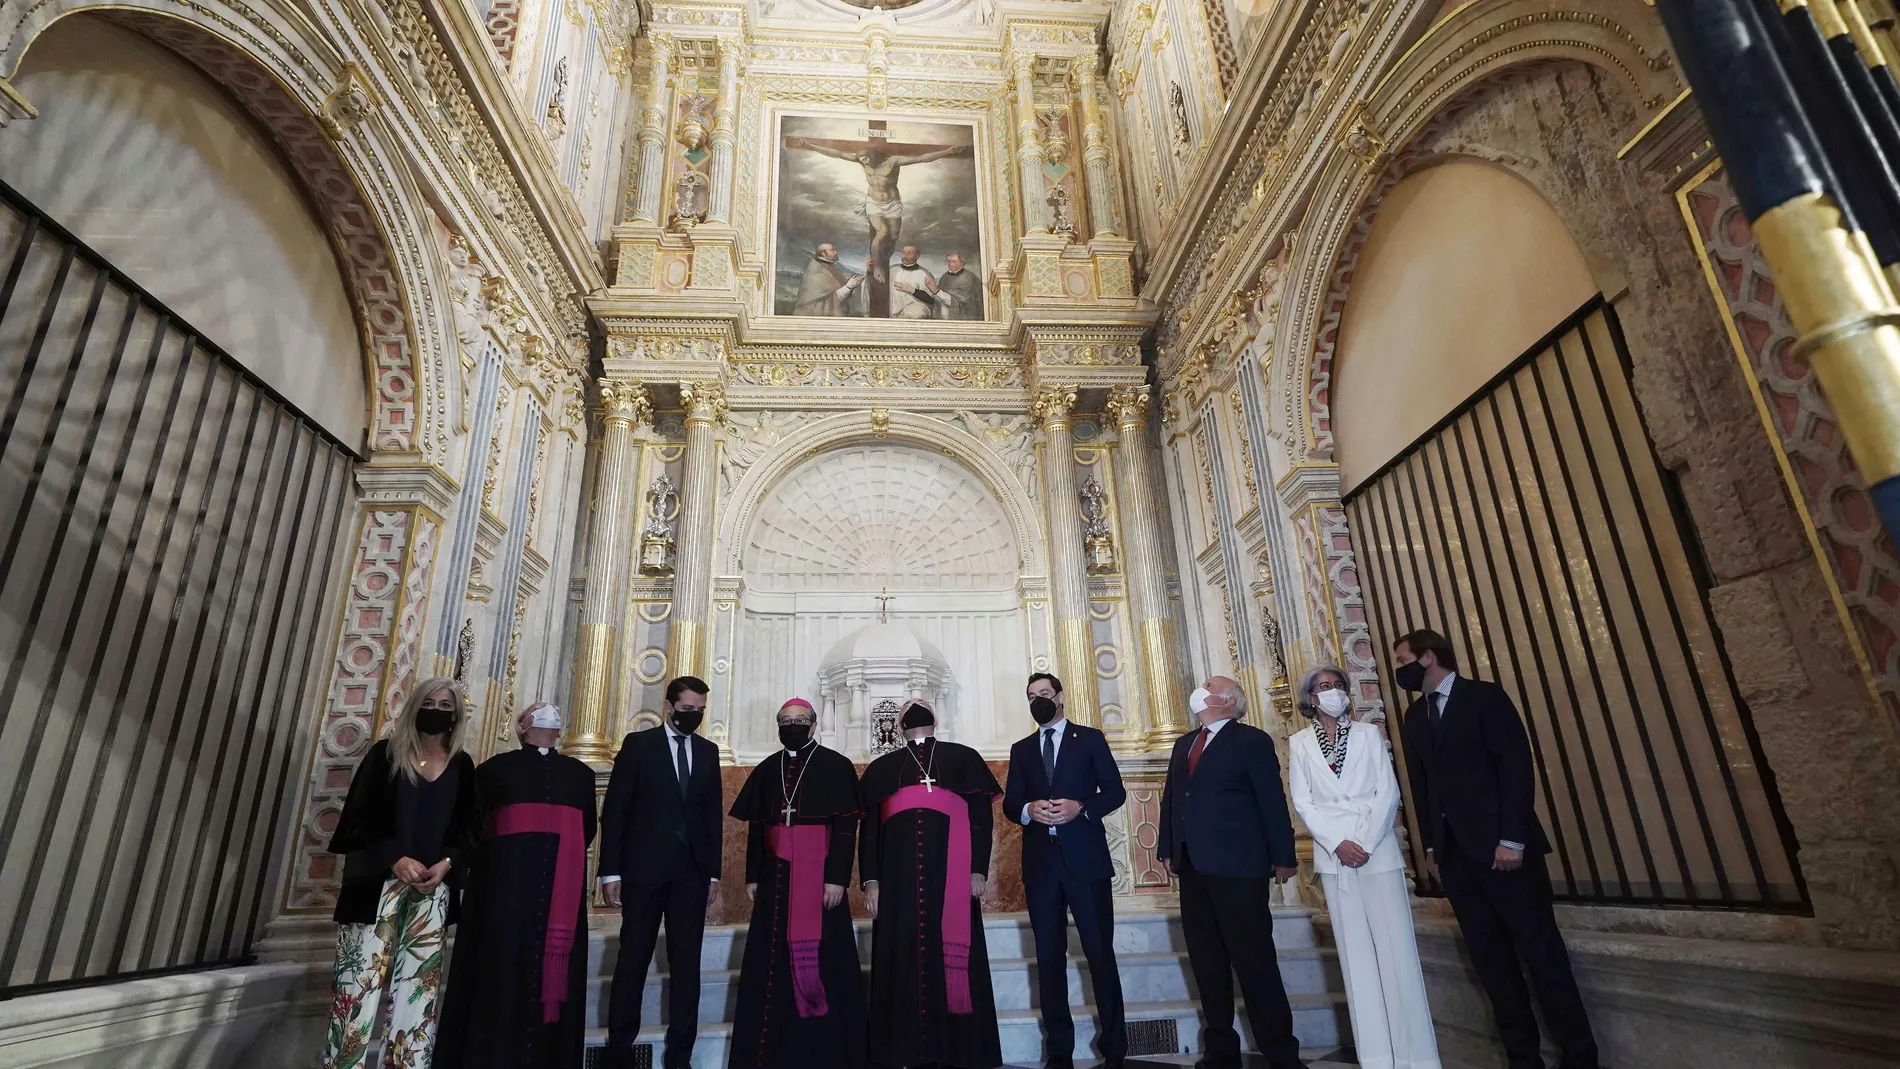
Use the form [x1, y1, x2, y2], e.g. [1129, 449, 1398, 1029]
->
[320, 625, 1599, 1069]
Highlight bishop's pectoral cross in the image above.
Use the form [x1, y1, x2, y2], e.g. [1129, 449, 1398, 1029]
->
[783, 120, 972, 319]
[920, 772, 937, 792]
[781, 800, 797, 826]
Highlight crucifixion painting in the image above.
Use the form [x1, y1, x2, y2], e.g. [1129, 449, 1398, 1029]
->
[773, 114, 985, 320]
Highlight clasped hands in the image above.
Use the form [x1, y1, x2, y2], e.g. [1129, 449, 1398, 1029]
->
[392, 855, 450, 893]
[746, 882, 847, 909]
[1028, 798, 1083, 826]
[864, 873, 986, 920]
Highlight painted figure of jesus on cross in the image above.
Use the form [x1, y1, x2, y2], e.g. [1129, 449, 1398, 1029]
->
[785, 120, 972, 317]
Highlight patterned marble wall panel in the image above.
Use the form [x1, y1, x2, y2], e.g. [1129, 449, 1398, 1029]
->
[1680, 169, 1900, 721]
[1123, 779, 1171, 893]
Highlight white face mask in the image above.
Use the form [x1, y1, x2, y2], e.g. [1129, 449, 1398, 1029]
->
[1188, 687, 1211, 715]
[1316, 689, 1351, 717]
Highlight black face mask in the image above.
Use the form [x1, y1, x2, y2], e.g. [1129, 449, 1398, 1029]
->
[779, 723, 812, 750]
[900, 705, 934, 731]
[1029, 695, 1061, 725]
[670, 706, 704, 734]
[415, 706, 456, 736]
[1393, 660, 1427, 693]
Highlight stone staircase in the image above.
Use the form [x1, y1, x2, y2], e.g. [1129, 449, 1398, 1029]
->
[581, 897, 1349, 1066]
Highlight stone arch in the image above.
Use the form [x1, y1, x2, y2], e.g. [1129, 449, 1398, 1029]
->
[1278, 0, 1682, 462]
[716, 410, 1048, 579]
[1, 0, 448, 461]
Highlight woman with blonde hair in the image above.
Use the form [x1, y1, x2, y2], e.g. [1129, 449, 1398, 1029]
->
[1289, 665, 1440, 1069]
[321, 678, 480, 1069]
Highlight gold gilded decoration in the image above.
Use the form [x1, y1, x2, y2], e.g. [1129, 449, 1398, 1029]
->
[1106, 384, 1151, 428]
[1031, 383, 1080, 427]
[1751, 193, 1900, 484]
[870, 408, 892, 439]
[1339, 100, 1386, 166]
[681, 381, 729, 426]
[320, 63, 376, 137]
[599, 379, 654, 427]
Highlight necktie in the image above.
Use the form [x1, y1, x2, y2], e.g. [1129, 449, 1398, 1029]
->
[1187, 727, 1209, 775]
[1431, 691, 1445, 723]
[674, 734, 691, 797]
[1041, 728, 1057, 786]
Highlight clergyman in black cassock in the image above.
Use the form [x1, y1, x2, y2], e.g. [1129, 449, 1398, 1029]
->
[726, 698, 866, 1069]
[858, 699, 1004, 1069]
[436, 703, 597, 1069]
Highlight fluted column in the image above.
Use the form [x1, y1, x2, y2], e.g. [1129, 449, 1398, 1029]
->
[632, 35, 674, 224]
[667, 382, 726, 680]
[1107, 385, 1187, 742]
[569, 380, 651, 762]
[708, 38, 740, 223]
[1033, 384, 1099, 726]
[1072, 63, 1121, 238]
[1013, 53, 1048, 233]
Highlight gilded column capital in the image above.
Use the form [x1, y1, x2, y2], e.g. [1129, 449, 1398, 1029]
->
[681, 381, 729, 426]
[1031, 383, 1080, 428]
[598, 379, 653, 428]
[1105, 384, 1150, 429]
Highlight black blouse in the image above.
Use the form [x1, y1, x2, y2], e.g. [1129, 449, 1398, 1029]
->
[327, 739, 480, 925]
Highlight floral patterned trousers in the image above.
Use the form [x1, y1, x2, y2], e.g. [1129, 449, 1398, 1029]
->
[322, 879, 449, 1069]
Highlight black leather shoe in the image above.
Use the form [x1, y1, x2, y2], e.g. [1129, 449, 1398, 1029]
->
[1043, 1060, 1074, 1069]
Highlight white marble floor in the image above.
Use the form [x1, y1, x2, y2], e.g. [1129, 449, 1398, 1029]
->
[1009, 1051, 1358, 1068]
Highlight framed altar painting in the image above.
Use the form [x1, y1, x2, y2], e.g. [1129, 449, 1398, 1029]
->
[770, 114, 987, 321]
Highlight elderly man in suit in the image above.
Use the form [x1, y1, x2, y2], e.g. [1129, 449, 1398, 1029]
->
[1002, 673, 1128, 1069]
[1395, 628, 1596, 1069]
[1158, 675, 1306, 1069]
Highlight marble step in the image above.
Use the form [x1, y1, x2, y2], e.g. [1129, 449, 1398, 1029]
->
[582, 904, 1321, 975]
[585, 992, 1351, 1068]
[586, 942, 1343, 1024]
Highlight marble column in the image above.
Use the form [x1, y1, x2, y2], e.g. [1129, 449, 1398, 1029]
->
[632, 35, 674, 224]
[708, 37, 740, 223]
[1012, 52, 1048, 234]
[1072, 62, 1121, 238]
[1033, 383, 1100, 726]
[667, 382, 726, 681]
[1107, 385, 1188, 741]
[568, 380, 650, 762]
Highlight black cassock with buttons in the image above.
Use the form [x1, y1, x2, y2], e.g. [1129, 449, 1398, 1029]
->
[435, 745, 597, 1069]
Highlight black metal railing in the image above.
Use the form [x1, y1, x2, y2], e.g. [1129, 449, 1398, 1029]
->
[0, 179, 357, 992]
[1344, 297, 1806, 910]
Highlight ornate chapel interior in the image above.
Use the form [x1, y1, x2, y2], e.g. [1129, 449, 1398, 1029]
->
[1, 0, 1897, 1065]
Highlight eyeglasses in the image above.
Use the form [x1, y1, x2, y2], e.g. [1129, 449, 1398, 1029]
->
[1311, 679, 1348, 692]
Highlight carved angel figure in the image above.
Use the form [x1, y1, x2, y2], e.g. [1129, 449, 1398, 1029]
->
[1079, 477, 1112, 539]
[644, 473, 680, 539]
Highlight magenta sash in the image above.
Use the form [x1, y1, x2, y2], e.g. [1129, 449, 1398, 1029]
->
[487, 802, 586, 1023]
[878, 784, 978, 1014]
[765, 823, 830, 1018]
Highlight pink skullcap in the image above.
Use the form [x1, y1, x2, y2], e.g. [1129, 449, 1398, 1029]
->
[779, 698, 815, 712]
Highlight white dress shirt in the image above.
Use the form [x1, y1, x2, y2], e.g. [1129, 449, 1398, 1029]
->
[600, 721, 715, 886]
[1426, 672, 1523, 853]
[1021, 717, 1074, 834]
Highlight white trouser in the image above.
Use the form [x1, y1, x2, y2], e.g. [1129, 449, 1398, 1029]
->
[1322, 867, 1443, 1069]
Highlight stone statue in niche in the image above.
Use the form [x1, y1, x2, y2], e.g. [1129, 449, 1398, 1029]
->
[1169, 81, 1192, 146]
[671, 171, 709, 229]
[1047, 185, 1075, 237]
[670, 96, 715, 230]
[454, 618, 476, 685]
[1261, 604, 1288, 685]
[546, 57, 569, 136]
[1080, 477, 1116, 573]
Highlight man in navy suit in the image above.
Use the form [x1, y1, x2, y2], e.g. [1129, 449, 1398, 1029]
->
[1395, 628, 1596, 1069]
[597, 676, 725, 1069]
[1158, 675, 1305, 1069]
[1002, 673, 1128, 1069]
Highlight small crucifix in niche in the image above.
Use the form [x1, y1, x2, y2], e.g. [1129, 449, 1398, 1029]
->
[875, 587, 896, 623]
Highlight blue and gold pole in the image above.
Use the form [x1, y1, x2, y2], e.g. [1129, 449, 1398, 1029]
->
[1658, 0, 1900, 539]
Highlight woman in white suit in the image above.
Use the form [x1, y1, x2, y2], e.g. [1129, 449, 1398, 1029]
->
[1290, 665, 1441, 1069]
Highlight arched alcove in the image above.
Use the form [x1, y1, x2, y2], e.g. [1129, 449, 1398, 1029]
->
[729, 441, 1030, 761]
[1331, 159, 1598, 492]
[2, 14, 367, 447]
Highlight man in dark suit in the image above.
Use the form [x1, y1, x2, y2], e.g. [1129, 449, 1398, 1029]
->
[1158, 675, 1305, 1069]
[598, 676, 724, 1069]
[1002, 673, 1128, 1069]
[1394, 628, 1597, 1069]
